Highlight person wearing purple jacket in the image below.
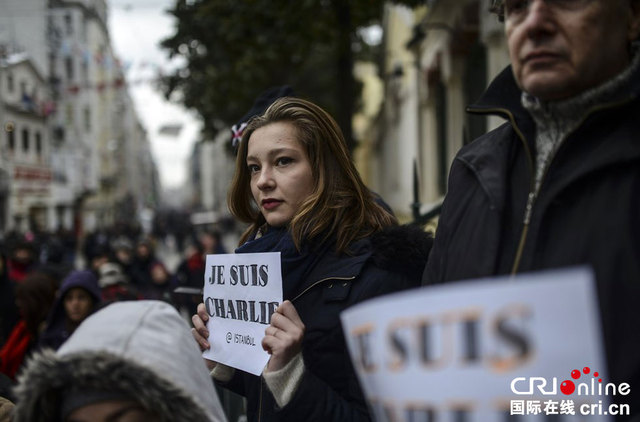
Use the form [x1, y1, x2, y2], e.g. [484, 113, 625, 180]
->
[39, 270, 102, 351]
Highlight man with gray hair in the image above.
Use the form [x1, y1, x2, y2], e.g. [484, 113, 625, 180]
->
[423, 1, 640, 419]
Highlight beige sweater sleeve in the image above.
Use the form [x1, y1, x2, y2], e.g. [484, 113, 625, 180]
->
[209, 363, 235, 382]
[262, 353, 305, 408]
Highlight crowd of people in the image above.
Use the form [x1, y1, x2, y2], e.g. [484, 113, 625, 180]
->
[1, 0, 639, 421]
[0, 225, 231, 407]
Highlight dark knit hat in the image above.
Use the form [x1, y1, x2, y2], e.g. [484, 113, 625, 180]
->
[230, 85, 294, 152]
[60, 270, 101, 303]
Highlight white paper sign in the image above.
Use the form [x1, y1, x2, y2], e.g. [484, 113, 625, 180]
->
[202, 252, 283, 376]
[341, 267, 617, 421]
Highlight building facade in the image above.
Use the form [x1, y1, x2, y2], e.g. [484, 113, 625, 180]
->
[0, 0, 159, 239]
[369, 0, 510, 222]
[0, 54, 52, 232]
[188, 130, 235, 227]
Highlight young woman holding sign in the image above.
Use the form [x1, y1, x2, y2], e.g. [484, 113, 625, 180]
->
[191, 97, 432, 421]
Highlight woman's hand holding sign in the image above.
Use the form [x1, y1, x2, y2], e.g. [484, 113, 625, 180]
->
[262, 300, 305, 372]
[193, 299, 304, 373]
[192, 302, 217, 371]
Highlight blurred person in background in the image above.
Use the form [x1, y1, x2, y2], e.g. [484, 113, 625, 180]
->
[110, 236, 136, 282]
[82, 228, 111, 271]
[37, 235, 74, 284]
[130, 237, 164, 290]
[55, 225, 78, 267]
[175, 231, 226, 316]
[39, 270, 102, 351]
[423, 1, 640, 419]
[199, 229, 227, 255]
[87, 243, 112, 275]
[13, 300, 226, 422]
[98, 262, 140, 304]
[175, 239, 206, 316]
[0, 271, 58, 380]
[6, 240, 37, 284]
[140, 262, 177, 305]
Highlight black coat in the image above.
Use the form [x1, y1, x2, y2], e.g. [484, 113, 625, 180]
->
[222, 225, 432, 421]
[423, 65, 640, 420]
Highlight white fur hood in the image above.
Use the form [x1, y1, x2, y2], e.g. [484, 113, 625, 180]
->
[13, 300, 227, 422]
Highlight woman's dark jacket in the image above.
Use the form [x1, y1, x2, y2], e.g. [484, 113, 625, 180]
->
[221, 225, 432, 421]
[423, 65, 640, 420]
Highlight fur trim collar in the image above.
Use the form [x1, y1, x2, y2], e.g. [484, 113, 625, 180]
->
[370, 224, 433, 281]
[13, 349, 211, 422]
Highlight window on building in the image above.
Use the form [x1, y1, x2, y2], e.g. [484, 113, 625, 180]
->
[22, 128, 30, 153]
[52, 125, 65, 144]
[7, 72, 14, 93]
[81, 60, 88, 84]
[66, 104, 74, 126]
[35, 131, 42, 156]
[64, 13, 73, 35]
[83, 106, 91, 132]
[7, 128, 15, 151]
[65, 56, 74, 81]
[97, 44, 106, 71]
[20, 81, 27, 97]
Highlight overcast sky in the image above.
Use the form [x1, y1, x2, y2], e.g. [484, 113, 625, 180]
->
[107, 0, 201, 190]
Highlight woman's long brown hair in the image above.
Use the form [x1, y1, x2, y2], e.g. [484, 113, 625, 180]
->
[228, 97, 396, 253]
